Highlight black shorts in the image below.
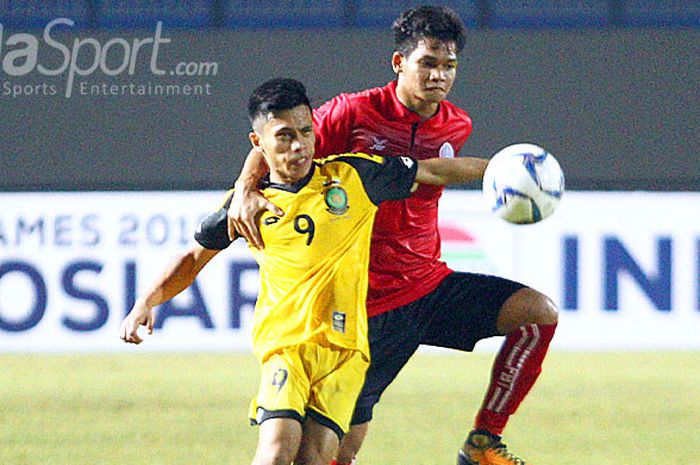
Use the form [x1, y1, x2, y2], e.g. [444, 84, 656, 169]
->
[351, 272, 525, 425]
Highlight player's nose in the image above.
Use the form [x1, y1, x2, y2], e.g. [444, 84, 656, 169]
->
[291, 138, 303, 152]
[430, 68, 446, 81]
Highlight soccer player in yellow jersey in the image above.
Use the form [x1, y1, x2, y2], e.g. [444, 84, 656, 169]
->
[120, 77, 486, 465]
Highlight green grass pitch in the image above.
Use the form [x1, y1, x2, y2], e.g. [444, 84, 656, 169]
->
[1, 351, 698, 464]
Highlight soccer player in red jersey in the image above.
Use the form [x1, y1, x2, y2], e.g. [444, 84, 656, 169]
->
[228, 6, 558, 465]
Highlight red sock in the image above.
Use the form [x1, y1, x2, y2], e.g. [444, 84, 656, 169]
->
[474, 323, 557, 436]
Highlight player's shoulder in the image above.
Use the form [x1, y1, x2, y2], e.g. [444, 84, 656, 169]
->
[320, 153, 394, 180]
[320, 152, 415, 182]
[439, 99, 472, 125]
[318, 152, 385, 172]
[218, 188, 235, 209]
[318, 84, 388, 112]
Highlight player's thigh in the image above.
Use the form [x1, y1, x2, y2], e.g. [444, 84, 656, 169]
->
[295, 416, 342, 465]
[308, 347, 368, 437]
[253, 417, 302, 465]
[350, 302, 425, 424]
[250, 349, 310, 426]
[421, 272, 526, 349]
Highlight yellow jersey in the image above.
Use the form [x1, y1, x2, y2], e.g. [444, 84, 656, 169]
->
[195, 153, 417, 361]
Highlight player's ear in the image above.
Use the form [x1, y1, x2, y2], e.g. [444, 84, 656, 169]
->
[249, 131, 261, 149]
[391, 51, 404, 74]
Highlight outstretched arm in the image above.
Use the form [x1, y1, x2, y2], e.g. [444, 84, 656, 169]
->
[415, 156, 488, 186]
[227, 148, 283, 249]
[120, 245, 220, 344]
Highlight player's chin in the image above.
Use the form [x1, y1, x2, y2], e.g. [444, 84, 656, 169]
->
[289, 157, 312, 176]
[422, 89, 448, 102]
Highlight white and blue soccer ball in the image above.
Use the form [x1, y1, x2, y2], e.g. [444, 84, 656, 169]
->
[482, 143, 564, 224]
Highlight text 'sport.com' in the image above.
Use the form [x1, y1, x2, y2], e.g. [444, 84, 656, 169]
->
[0, 18, 219, 98]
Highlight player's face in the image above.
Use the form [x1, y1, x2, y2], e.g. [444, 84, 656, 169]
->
[394, 37, 458, 115]
[250, 105, 315, 185]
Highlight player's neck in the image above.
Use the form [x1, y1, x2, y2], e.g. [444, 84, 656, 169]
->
[395, 86, 439, 119]
[268, 169, 308, 186]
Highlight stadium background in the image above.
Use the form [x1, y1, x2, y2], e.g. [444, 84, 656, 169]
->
[1, 3, 699, 463]
[1, 0, 698, 191]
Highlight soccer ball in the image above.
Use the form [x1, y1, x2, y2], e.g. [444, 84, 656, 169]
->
[482, 143, 564, 224]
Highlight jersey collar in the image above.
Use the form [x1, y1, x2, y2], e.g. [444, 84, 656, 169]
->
[259, 163, 316, 193]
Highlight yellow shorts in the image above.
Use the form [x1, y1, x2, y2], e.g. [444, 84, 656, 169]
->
[249, 342, 368, 439]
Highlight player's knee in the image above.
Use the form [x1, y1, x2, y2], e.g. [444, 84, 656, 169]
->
[294, 449, 332, 465]
[530, 289, 559, 325]
[542, 294, 559, 325]
[497, 288, 558, 333]
[295, 439, 336, 465]
[252, 441, 296, 465]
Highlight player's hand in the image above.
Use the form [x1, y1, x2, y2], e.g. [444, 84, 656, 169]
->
[227, 186, 283, 249]
[120, 300, 155, 344]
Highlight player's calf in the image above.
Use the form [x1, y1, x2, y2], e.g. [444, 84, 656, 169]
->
[464, 288, 557, 464]
[478, 288, 558, 436]
[475, 321, 557, 436]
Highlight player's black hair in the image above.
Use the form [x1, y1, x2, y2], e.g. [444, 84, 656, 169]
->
[392, 5, 467, 56]
[248, 77, 312, 126]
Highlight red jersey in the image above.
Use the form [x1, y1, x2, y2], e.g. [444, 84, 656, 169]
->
[312, 81, 473, 317]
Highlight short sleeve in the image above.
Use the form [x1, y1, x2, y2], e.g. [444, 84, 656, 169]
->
[312, 94, 354, 158]
[336, 154, 418, 205]
[194, 191, 235, 250]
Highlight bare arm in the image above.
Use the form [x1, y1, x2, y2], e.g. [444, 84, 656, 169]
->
[235, 147, 268, 192]
[227, 147, 283, 248]
[415, 156, 488, 186]
[120, 245, 220, 344]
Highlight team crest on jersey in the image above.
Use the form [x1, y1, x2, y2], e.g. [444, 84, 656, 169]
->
[439, 142, 455, 158]
[325, 186, 349, 215]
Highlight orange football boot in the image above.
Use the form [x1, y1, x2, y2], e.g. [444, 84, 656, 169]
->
[457, 430, 529, 465]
